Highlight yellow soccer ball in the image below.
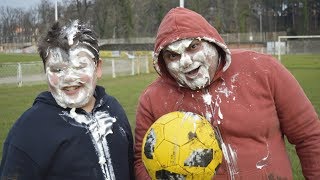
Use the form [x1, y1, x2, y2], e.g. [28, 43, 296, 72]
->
[142, 111, 223, 180]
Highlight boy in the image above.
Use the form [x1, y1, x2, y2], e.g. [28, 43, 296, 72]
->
[0, 20, 134, 180]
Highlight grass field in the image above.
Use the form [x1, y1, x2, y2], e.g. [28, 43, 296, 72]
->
[0, 53, 319, 179]
[0, 53, 40, 63]
[0, 51, 150, 63]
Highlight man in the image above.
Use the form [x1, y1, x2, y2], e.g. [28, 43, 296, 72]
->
[0, 20, 134, 180]
[134, 7, 320, 179]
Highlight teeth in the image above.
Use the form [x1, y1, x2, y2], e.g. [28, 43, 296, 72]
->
[63, 86, 79, 91]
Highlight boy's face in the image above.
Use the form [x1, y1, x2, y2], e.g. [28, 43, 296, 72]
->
[45, 47, 102, 109]
[162, 39, 220, 90]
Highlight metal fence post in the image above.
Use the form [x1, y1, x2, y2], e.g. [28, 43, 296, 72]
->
[17, 63, 22, 87]
[277, 36, 281, 62]
[131, 59, 135, 76]
[112, 59, 116, 78]
[145, 56, 149, 73]
[137, 58, 140, 75]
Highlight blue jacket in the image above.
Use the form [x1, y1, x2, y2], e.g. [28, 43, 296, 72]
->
[0, 85, 134, 180]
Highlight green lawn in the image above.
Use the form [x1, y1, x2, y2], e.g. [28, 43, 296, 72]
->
[0, 53, 40, 63]
[0, 51, 134, 63]
[0, 53, 319, 179]
[280, 54, 320, 179]
[281, 54, 320, 115]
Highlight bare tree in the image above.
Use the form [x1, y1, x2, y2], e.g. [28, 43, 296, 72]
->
[21, 9, 38, 43]
[0, 7, 21, 43]
[133, 0, 177, 37]
[37, 0, 55, 35]
[0, 0, 320, 44]
[310, 0, 320, 33]
[92, 0, 111, 38]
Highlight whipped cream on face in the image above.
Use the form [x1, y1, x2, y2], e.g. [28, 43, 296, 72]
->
[167, 39, 193, 54]
[165, 39, 220, 90]
[46, 47, 97, 108]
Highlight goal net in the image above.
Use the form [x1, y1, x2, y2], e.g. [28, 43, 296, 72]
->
[277, 35, 320, 61]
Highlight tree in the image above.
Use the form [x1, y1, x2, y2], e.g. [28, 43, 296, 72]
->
[0, 0, 319, 43]
[309, 0, 319, 34]
[37, 0, 55, 35]
[0, 7, 21, 43]
[113, 0, 134, 38]
[132, 0, 178, 37]
[92, 0, 110, 38]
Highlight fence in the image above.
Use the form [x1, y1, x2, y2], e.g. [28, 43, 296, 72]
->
[277, 36, 320, 61]
[221, 31, 287, 43]
[0, 56, 150, 86]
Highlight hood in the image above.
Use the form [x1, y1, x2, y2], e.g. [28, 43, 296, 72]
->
[153, 7, 231, 78]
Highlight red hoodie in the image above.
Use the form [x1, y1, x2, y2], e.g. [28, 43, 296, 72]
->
[134, 7, 320, 179]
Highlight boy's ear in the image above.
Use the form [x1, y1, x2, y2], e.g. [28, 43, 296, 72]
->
[96, 59, 103, 78]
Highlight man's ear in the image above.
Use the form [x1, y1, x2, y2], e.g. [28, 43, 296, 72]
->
[96, 59, 103, 78]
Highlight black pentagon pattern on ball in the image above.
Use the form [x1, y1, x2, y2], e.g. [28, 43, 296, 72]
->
[184, 149, 213, 167]
[156, 169, 186, 180]
[187, 131, 197, 140]
[144, 128, 156, 159]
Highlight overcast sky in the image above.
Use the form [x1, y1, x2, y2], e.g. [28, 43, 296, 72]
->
[0, 0, 56, 9]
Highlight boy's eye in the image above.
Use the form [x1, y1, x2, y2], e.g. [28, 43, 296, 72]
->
[50, 67, 63, 73]
[74, 66, 85, 70]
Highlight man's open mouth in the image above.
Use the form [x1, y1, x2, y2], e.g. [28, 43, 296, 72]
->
[185, 66, 200, 78]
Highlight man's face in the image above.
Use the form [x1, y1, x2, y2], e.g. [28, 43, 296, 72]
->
[162, 39, 220, 90]
[45, 47, 102, 109]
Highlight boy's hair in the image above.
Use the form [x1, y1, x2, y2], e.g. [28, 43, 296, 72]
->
[38, 20, 99, 65]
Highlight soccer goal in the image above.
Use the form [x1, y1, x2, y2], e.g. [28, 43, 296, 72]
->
[277, 35, 320, 61]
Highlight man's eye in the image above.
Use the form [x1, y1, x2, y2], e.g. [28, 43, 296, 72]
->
[164, 52, 180, 61]
[169, 54, 178, 59]
[191, 44, 198, 49]
[190, 43, 200, 50]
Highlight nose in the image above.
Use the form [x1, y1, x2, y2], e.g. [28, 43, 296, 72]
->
[63, 68, 79, 82]
[179, 54, 193, 69]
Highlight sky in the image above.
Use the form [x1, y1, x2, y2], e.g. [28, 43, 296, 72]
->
[0, 0, 56, 9]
